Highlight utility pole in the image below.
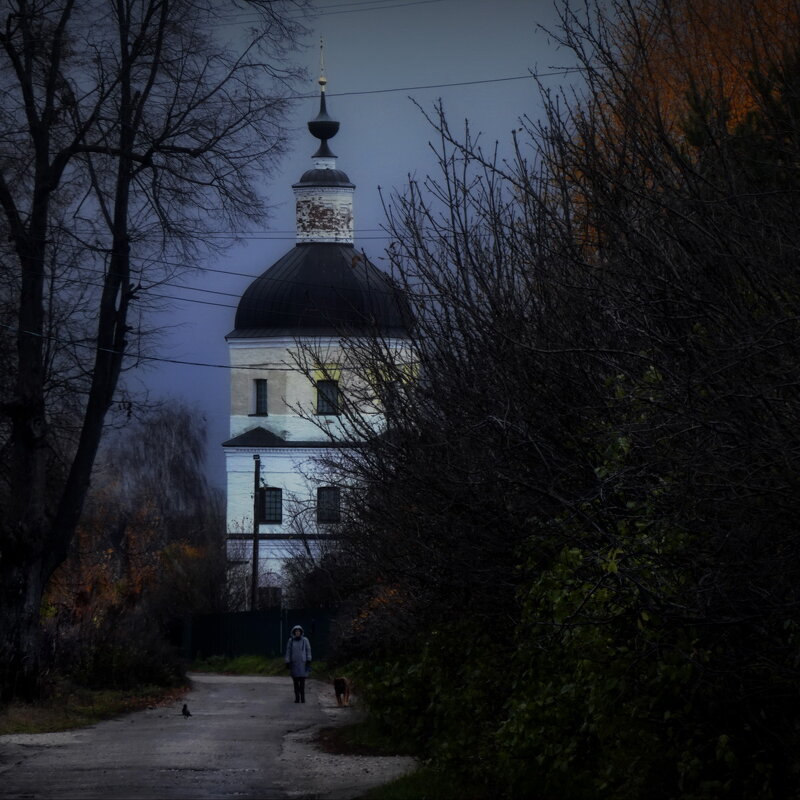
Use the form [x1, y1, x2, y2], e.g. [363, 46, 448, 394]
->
[251, 454, 261, 611]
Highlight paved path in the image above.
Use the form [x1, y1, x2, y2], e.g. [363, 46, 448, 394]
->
[0, 673, 415, 800]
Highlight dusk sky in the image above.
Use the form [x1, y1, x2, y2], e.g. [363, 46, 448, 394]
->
[130, 0, 576, 488]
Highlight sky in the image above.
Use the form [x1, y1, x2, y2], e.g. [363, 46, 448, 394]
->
[129, 0, 576, 489]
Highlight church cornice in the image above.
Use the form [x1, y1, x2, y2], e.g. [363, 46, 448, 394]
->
[226, 335, 410, 348]
[223, 441, 355, 452]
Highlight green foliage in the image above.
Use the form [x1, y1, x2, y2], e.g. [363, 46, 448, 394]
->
[318, 8, 800, 800]
[190, 654, 328, 677]
[490, 530, 800, 799]
[350, 626, 509, 791]
[353, 563, 800, 798]
[317, 720, 419, 757]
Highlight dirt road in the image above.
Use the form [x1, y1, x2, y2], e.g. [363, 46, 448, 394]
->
[0, 673, 415, 800]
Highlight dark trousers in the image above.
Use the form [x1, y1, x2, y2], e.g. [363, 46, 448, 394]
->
[292, 677, 306, 703]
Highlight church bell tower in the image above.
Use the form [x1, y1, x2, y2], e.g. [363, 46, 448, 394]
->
[222, 69, 409, 607]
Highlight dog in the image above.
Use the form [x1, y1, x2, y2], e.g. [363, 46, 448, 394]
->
[333, 677, 351, 707]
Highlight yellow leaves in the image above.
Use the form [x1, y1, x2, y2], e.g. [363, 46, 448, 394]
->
[603, 547, 623, 574]
[349, 583, 407, 633]
[312, 361, 342, 382]
[161, 541, 204, 562]
[365, 360, 418, 389]
[182, 544, 203, 560]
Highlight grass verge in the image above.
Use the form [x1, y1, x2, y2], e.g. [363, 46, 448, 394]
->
[355, 765, 494, 800]
[0, 682, 188, 735]
[316, 721, 495, 800]
[314, 719, 418, 758]
[190, 654, 328, 677]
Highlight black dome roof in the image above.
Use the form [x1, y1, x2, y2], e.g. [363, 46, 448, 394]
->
[229, 243, 410, 338]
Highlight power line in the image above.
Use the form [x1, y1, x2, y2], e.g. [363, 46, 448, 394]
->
[20, 257, 407, 311]
[179, 235, 392, 240]
[9, 245, 415, 318]
[286, 69, 574, 101]
[0, 320, 413, 373]
[315, 0, 435, 8]
[62, 227, 389, 235]
[20, 268, 244, 309]
[223, 0, 445, 24]
[17, 267, 406, 316]
[0, 22, 569, 106]
[2, 0, 578, 102]
[314, 0, 445, 16]
[314, 0, 413, 8]
[324, 73, 557, 98]
[17, 237, 412, 306]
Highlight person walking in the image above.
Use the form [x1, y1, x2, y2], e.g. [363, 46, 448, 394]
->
[285, 624, 312, 703]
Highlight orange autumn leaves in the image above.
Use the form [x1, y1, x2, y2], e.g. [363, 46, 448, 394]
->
[617, 0, 799, 135]
[562, 0, 800, 259]
[45, 483, 208, 627]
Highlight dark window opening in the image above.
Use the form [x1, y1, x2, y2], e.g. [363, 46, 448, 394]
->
[259, 487, 282, 524]
[379, 379, 401, 417]
[317, 486, 341, 524]
[254, 379, 268, 415]
[316, 379, 340, 415]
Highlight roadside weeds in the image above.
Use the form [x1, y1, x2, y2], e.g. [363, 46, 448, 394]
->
[0, 683, 188, 735]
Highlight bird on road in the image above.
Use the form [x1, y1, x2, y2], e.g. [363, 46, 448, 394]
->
[182, 704, 192, 718]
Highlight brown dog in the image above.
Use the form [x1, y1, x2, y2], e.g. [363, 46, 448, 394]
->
[333, 677, 351, 707]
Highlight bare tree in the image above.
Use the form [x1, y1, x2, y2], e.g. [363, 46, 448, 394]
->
[285, 1, 800, 793]
[0, 0, 308, 699]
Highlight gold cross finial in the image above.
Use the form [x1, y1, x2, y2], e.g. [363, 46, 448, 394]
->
[319, 37, 327, 92]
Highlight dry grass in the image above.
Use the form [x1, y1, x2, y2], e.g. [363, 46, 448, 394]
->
[0, 683, 188, 735]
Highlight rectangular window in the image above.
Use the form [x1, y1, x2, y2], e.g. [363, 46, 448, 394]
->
[254, 379, 268, 415]
[379, 380, 400, 417]
[317, 486, 341, 524]
[259, 487, 282, 524]
[316, 379, 340, 415]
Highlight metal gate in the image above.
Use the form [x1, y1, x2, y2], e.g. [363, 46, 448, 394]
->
[184, 608, 336, 661]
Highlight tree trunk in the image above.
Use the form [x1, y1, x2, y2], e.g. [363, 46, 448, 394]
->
[0, 557, 47, 702]
[0, 0, 303, 700]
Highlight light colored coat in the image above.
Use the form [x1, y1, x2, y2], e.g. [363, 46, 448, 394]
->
[285, 627, 312, 677]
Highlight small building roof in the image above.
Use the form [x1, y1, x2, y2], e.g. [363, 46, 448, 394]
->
[222, 426, 348, 448]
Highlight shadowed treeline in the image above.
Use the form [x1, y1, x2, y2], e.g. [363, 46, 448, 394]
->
[287, 1, 800, 797]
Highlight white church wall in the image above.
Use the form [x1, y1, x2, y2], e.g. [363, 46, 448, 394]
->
[224, 446, 329, 532]
[227, 337, 390, 442]
[224, 443, 346, 590]
[228, 339, 340, 440]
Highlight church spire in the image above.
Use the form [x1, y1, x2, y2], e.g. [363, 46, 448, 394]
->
[307, 40, 340, 159]
[292, 51, 355, 244]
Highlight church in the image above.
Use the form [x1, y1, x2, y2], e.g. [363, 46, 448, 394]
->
[223, 74, 409, 606]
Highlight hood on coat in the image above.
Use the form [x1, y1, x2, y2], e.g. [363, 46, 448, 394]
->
[291, 625, 304, 635]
